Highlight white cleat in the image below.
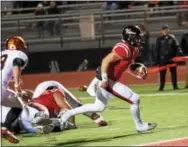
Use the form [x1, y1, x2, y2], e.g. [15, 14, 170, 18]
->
[34, 124, 54, 134]
[136, 123, 157, 132]
[60, 121, 76, 131]
[32, 117, 52, 127]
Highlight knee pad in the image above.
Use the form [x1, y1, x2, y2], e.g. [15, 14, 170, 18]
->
[130, 93, 139, 104]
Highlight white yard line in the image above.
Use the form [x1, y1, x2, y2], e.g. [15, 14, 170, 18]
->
[69, 82, 184, 89]
[137, 136, 188, 146]
[79, 92, 188, 100]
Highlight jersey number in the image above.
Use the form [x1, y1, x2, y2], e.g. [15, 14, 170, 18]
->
[1, 54, 8, 70]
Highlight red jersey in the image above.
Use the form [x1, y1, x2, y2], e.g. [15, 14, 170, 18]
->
[108, 40, 139, 81]
[31, 89, 65, 118]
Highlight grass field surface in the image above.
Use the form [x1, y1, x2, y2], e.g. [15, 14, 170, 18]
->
[2, 83, 188, 146]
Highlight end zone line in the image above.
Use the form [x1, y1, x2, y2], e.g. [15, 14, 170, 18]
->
[137, 137, 188, 146]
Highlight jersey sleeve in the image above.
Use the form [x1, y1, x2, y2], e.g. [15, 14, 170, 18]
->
[112, 43, 131, 58]
[14, 51, 28, 69]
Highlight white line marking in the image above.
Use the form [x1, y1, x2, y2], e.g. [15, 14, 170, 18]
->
[69, 82, 185, 89]
[137, 137, 188, 146]
[79, 92, 188, 100]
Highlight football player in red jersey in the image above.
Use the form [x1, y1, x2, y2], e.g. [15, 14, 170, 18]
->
[59, 25, 157, 132]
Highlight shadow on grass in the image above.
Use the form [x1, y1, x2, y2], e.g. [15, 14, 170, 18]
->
[55, 131, 154, 146]
[55, 124, 188, 146]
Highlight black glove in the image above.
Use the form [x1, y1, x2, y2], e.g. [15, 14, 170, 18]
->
[95, 66, 102, 80]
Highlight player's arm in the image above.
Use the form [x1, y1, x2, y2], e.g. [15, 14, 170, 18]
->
[13, 58, 25, 93]
[100, 52, 123, 87]
[100, 44, 128, 87]
[101, 52, 123, 73]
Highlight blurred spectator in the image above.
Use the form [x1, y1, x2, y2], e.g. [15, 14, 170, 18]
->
[44, 1, 61, 36]
[1, 1, 13, 15]
[101, 1, 118, 10]
[117, 1, 132, 9]
[155, 24, 183, 91]
[178, 1, 188, 9]
[180, 31, 188, 88]
[42, 1, 49, 7]
[139, 24, 150, 64]
[33, 3, 46, 37]
[176, 1, 188, 28]
[77, 59, 89, 71]
[146, 0, 160, 16]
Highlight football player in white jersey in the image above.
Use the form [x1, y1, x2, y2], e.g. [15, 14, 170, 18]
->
[1, 36, 28, 144]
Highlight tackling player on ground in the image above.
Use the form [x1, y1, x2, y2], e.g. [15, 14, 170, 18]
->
[59, 25, 157, 132]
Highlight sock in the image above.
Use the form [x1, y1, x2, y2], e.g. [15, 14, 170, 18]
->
[87, 78, 99, 97]
[3, 108, 22, 130]
[130, 102, 143, 128]
[61, 99, 105, 123]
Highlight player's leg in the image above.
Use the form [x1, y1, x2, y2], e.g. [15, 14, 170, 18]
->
[108, 80, 157, 132]
[169, 66, 178, 90]
[1, 88, 21, 144]
[59, 86, 111, 127]
[86, 77, 100, 97]
[158, 69, 167, 91]
[62, 87, 107, 126]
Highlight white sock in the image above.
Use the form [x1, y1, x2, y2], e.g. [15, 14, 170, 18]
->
[61, 101, 105, 122]
[130, 102, 143, 128]
[87, 78, 100, 97]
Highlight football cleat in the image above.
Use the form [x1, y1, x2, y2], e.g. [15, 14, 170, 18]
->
[60, 121, 77, 131]
[1, 127, 19, 144]
[31, 117, 52, 127]
[92, 115, 108, 127]
[136, 123, 157, 132]
[34, 124, 54, 134]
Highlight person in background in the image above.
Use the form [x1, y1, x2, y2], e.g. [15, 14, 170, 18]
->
[101, 1, 118, 10]
[77, 59, 89, 91]
[77, 59, 89, 72]
[156, 24, 183, 91]
[180, 31, 188, 88]
[33, 3, 46, 37]
[176, 1, 188, 28]
[44, 1, 61, 36]
[139, 24, 150, 65]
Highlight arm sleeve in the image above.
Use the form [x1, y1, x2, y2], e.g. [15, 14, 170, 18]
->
[172, 35, 183, 55]
[112, 43, 130, 58]
[13, 58, 25, 67]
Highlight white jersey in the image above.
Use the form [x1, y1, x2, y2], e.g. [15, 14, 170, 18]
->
[1, 50, 28, 85]
[32, 81, 81, 108]
[32, 81, 74, 98]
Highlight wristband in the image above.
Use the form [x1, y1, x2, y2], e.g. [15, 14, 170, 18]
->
[101, 72, 108, 81]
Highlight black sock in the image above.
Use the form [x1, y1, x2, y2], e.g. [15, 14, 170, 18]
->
[3, 108, 22, 130]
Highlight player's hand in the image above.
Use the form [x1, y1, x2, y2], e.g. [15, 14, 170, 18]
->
[14, 84, 22, 97]
[99, 72, 108, 88]
[130, 63, 148, 80]
[137, 66, 147, 80]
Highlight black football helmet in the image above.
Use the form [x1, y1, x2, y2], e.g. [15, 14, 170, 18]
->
[122, 25, 143, 48]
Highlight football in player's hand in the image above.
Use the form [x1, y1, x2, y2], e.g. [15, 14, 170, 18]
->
[130, 63, 148, 80]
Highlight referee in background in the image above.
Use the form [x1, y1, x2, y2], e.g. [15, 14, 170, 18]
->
[180, 31, 188, 88]
[156, 24, 183, 91]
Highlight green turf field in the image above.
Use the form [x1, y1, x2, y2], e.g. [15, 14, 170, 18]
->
[2, 83, 188, 146]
